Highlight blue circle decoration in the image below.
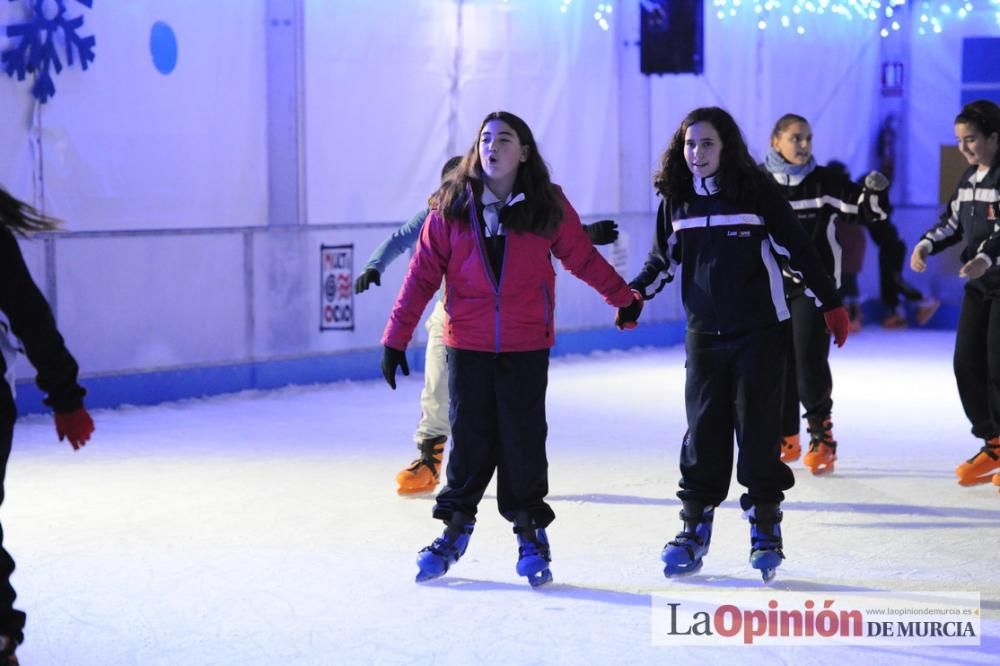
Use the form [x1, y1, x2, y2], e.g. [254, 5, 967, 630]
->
[150, 21, 177, 75]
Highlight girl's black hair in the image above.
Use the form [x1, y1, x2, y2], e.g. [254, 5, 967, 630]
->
[955, 100, 1000, 167]
[431, 111, 563, 235]
[0, 186, 59, 235]
[654, 106, 762, 205]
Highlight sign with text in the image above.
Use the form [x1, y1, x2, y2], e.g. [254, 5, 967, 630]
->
[651, 589, 980, 647]
[321, 244, 354, 331]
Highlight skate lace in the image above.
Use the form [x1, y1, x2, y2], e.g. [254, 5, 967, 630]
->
[807, 440, 837, 454]
[405, 457, 440, 476]
[967, 442, 1000, 464]
[749, 515, 784, 557]
[422, 532, 464, 559]
[751, 530, 783, 553]
[807, 419, 836, 448]
[668, 529, 705, 548]
[409, 437, 446, 474]
[518, 534, 551, 562]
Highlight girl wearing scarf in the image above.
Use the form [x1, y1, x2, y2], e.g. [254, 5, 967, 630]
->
[764, 114, 891, 475]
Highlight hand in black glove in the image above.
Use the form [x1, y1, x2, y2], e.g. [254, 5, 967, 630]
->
[382, 345, 409, 389]
[615, 291, 644, 330]
[354, 268, 381, 294]
[583, 219, 619, 246]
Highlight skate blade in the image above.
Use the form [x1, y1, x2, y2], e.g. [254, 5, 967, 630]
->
[751, 551, 782, 583]
[517, 554, 551, 577]
[397, 485, 439, 497]
[415, 554, 450, 582]
[957, 474, 996, 487]
[808, 461, 836, 476]
[526, 568, 553, 588]
[663, 559, 704, 578]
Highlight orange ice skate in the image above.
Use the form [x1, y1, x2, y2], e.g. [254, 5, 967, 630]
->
[803, 416, 837, 476]
[956, 437, 1000, 486]
[780, 434, 801, 463]
[396, 435, 447, 495]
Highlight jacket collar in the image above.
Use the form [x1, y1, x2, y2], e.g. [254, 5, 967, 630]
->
[692, 174, 720, 196]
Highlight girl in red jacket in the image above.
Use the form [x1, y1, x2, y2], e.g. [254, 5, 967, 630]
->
[381, 111, 640, 587]
[0, 186, 94, 664]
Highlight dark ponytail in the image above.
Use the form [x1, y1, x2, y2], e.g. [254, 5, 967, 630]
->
[0, 186, 60, 235]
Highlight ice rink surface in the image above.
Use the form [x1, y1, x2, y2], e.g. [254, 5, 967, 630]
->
[4, 329, 998, 664]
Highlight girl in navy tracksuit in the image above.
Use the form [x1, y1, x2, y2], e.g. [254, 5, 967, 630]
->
[0, 186, 94, 663]
[911, 100, 1000, 490]
[620, 107, 848, 581]
[764, 113, 902, 475]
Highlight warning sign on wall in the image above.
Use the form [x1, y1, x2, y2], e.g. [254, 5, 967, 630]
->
[321, 244, 354, 331]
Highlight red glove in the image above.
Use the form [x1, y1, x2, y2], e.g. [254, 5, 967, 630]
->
[55, 408, 95, 450]
[823, 306, 850, 348]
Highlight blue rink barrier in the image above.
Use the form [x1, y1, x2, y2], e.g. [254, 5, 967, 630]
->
[14, 321, 687, 416]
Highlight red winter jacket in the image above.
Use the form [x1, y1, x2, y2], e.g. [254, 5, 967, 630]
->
[382, 187, 633, 353]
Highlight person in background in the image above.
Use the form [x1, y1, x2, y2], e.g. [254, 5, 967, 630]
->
[911, 99, 1000, 492]
[765, 114, 905, 475]
[825, 159, 939, 332]
[0, 186, 95, 665]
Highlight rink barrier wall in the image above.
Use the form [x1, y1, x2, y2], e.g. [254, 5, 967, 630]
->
[11, 297, 961, 417]
[10, 206, 960, 417]
[13, 320, 687, 415]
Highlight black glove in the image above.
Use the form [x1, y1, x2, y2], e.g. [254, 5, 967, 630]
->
[583, 219, 619, 246]
[615, 291, 644, 330]
[354, 268, 381, 294]
[381, 345, 409, 390]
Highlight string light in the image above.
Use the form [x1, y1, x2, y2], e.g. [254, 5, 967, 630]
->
[713, 0, 1000, 35]
[546, 0, 613, 30]
[594, 3, 613, 31]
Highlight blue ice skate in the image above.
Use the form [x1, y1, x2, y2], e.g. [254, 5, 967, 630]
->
[513, 514, 553, 588]
[415, 516, 474, 583]
[746, 504, 784, 583]
[661, 503, 714, 577]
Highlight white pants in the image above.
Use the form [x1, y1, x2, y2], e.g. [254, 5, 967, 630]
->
[414, 299, 450, 442]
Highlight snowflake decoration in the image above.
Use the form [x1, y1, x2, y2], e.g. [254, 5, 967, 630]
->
[2, 0, 96, 103]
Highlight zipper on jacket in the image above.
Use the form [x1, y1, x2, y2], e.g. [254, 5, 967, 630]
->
[494, 239, 509, 353]
[469, 200, 503, 352]
[542, 282, 552, 338]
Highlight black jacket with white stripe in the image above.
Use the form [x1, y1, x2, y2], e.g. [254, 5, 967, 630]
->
[630, 175, 842, 336]
[766, 164, 888, 289]
[0, 227, 85, 415]
[920, 164, 1000, 296]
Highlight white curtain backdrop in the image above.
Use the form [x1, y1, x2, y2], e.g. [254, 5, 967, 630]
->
[0, 1, 268, 231]
[649, 11, 882, 184]
[906, 10, 1000, 207]
[305, 0, 620, 223]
